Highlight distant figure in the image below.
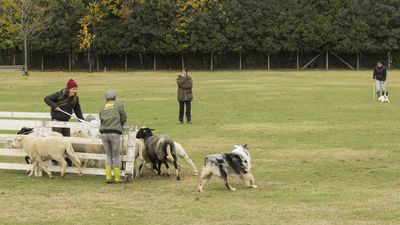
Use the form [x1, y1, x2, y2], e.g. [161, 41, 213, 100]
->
[99, 90, 127, 183]
[176, 69, 193, 124]
[373, 62, 389, 102]
[44, 79, 84, 137]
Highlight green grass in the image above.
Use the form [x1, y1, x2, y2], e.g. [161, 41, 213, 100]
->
[0, 70, 399, 225]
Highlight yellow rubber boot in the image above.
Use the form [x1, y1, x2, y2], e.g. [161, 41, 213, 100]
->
[114, 168, 122, 183]
[106, 166, 113, 183]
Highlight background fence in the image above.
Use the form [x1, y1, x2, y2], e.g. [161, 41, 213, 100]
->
[1, 49, 399, 71]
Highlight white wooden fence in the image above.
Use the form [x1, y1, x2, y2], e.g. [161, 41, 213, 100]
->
[0, 111, 137, 182]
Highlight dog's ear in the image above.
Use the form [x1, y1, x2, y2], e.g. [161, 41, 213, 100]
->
[150, 128, 154, 131]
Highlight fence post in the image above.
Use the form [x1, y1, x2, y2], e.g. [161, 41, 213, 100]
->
[123, 126, 136, 183]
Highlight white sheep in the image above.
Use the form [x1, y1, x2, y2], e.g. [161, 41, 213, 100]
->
[71, 130, 105, 168]
[11, 135, 82, 178]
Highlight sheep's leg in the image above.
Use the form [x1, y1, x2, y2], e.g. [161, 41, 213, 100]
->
[182, 155, 198, 176]
[157, 161, 163, 175]
[173, 158, 180, 181]
[164, 162, 170, 177]
[54, 157, 68, 177]
[29, 161, 38, 177]
[37, 161, 52, 178]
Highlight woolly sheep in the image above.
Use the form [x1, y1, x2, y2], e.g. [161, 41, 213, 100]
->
[136, 127, 180, 180]
[11, 135, 82, 178]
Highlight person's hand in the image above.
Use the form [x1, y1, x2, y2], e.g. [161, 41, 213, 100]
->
[55, 107, 61, 111]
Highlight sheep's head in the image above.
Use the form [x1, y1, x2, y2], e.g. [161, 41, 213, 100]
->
[136, 127, 154, 139]
[11, 136, 23, 149]
[72, 129, 89, 138]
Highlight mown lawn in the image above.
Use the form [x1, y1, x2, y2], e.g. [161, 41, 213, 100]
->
[0, 70, 399, 225]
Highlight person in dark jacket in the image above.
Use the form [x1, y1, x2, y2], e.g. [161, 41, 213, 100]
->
[177, 69, 193, 124]
[373, 62, 388, 100]
[99, 90, 127, 183]
[44, 79, 84, 136]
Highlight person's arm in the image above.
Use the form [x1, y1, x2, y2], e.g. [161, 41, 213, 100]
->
[44, 91, 61, 109]
[73, 96, 84, 120]
[383, 67, 387, 80]
[119, 104, 127, 126]
[180, 77, 192, 89]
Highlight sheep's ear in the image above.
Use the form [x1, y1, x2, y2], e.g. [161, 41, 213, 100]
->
[234, 145, 238, 148]
[243, 144, 248, 149]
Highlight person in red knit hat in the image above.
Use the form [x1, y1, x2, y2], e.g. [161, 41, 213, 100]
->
[44, 79, 85, 137]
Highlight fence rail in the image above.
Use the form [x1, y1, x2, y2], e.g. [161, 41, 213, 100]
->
[0, 111, 136, 181]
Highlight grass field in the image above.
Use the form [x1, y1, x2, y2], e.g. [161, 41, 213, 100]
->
[0, 70, 399, 225]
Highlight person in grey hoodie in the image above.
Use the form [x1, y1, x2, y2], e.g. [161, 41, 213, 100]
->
[99, 90, 127, 183]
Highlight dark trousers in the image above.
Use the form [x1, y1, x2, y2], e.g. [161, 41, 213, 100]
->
[52, 126, 72, 166]
[52, 127, 70, 137]
[179, 101, 191, 122]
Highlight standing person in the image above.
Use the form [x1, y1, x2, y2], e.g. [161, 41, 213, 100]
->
[177, 68, 193, 124]
[99, 90, 127, 183]
[373, 62, 388, 101]
[44, 79, 84, 136]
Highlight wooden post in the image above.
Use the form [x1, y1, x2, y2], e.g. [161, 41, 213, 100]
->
[326, 50, 329, 70]
[125, 54, 128, 71]
[210, 51, 213, 70]
[123, 126, 136, 183]
[267, 53, 270, 70]
[296, 51, 299, 70]
[239, 52, 242, 70]
[153, 53, 156, 71]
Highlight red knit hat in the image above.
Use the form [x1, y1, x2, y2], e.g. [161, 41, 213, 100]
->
[66, 79, 78, 89]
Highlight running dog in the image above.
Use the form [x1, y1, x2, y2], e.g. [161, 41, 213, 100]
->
[198, 144, 258, 192]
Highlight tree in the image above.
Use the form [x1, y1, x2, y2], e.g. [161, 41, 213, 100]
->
[2, 0, 50, 74]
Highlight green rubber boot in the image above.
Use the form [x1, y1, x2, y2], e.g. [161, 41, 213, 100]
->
[114, 168, 122, 183]
[106, 166, 113, 183]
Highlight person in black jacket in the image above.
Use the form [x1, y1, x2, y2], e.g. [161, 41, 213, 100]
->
[44, 79, 84, 136]
[373, 62, 388, 100]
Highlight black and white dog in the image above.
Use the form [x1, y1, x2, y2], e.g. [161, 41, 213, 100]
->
[198, 144, 257, 192]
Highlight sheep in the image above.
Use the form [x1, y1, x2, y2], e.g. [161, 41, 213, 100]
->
[71, 129, 105, 168]
[136, 127, 180, 180]
[135, 140, 198, 177]
[5, 127, 63, 165]
[11, 135, 82, 178]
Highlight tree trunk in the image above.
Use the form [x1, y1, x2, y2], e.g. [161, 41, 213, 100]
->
[210, 51, 214, 70]
[356, 52, 360, 70]
[181, 54, 185, 69]
[239, 52, 242, 70]
[41, 52, 44, 71]
[388, 51, 391, 69]
[267, 53, 270, 70]
[88, 51, 92, 73]
[13, 48, 16, 65]
[326, 50, 329, 70]
[68, 51, 72, 71]
[296, 51, 299, 70]
[96, 55, 99, 71]
[23, 35, 28, 74]
[125, 54, 128, 71]
[153, 53, 156, 70]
